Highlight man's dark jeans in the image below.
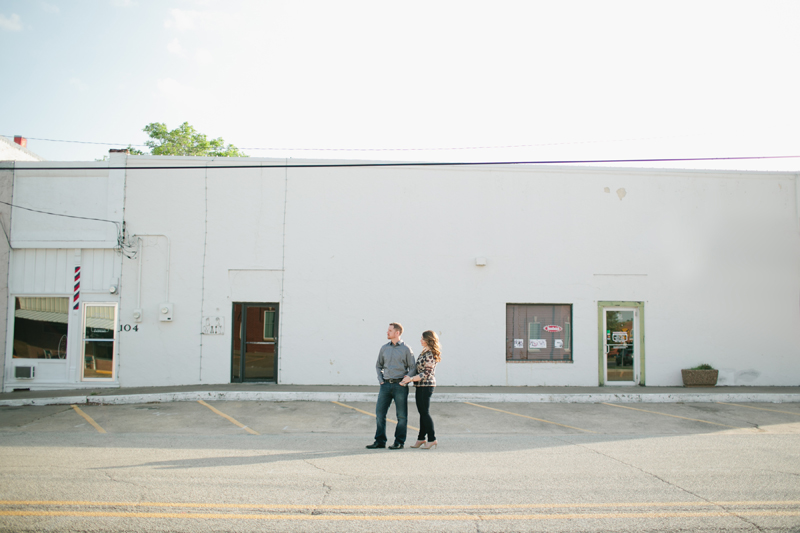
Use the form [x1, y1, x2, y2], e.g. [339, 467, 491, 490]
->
[374, 382, 409, 445]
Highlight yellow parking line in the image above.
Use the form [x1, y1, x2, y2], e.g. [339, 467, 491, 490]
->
[717, 402, 800, 416]
[197, 400, 259, 435]
[601, 403, 741, 428]
[70, 405, 106, 434]
[464, 402, 594, 433]
[3, 499, 799, 511]
[331, 401, 419, 432]
[1, 509, 798, 521]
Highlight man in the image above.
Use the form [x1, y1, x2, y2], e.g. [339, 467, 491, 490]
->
[366, 322, 416, 449]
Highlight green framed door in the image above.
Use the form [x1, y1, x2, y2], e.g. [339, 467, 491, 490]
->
[598, 301, 645, 386]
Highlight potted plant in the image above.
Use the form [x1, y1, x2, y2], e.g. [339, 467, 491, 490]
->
[681, 364, 718, 387]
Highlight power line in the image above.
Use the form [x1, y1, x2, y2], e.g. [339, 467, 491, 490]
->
[3, 133, 703, 152]
[6, 154, 800, 171]
[0, 200, 120, 225]
[2, 136, 148, 147]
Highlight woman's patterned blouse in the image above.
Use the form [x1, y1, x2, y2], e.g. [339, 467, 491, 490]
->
[414, 349, 438, 387]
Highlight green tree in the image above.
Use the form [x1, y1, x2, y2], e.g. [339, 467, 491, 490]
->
[142, 122, 248, 157]
[126, 144, 145, 156]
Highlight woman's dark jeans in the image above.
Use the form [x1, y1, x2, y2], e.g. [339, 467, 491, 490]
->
[415, 386, 436, 442]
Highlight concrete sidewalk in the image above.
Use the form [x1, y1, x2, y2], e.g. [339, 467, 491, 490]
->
[1, 383, 799, 406]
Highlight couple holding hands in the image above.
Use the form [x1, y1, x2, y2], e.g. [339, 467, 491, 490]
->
[366, 322, 441, 450]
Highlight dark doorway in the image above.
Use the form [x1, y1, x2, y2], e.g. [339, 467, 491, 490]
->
[231, 303, 278, 382]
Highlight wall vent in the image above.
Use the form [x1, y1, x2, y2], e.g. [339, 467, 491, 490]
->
[14, 366, 35, 379]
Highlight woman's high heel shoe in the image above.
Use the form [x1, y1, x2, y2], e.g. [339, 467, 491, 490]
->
[410, 440, 426, 448]
[422, 440, 438, 449]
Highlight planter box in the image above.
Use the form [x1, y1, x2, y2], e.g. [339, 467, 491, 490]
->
[681, 369, 718, 387]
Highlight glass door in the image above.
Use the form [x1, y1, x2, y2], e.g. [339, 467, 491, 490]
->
[82, 303, 117, 381]
[232, 303, 278, 382]
[603, 307, 639, 385]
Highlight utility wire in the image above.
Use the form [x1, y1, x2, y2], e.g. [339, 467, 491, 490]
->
[2, 136, 148, 148]
[0, 199, 127, 254]
[0, 132, 705, 152]
[0, 200, 119, 225]
[6, 154, 800, 172]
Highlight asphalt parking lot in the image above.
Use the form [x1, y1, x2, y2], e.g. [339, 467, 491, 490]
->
[0, 400, 799, 532]
[2, 399, 799, 436]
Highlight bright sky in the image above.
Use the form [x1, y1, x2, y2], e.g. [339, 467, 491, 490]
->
[1, 0, 799, 171]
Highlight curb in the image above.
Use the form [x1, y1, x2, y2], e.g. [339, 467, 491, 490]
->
[1, 391, 799, 407]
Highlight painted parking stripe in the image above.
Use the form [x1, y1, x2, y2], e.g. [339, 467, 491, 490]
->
[717, 402, 800, 416]
[70, 405, 106, 434]
[4, 499, 799, 511]
[601, 403, 742, 428]
[1, 509, 798, 522]
[464, 402, 594, 433]
[197, 400, 259, 435]
[331, 401, 419, 432]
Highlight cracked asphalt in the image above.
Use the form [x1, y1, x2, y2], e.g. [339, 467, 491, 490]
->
[0, 400, 799, 532]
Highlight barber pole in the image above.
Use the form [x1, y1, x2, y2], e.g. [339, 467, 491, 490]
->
[73, 266, 80, 310]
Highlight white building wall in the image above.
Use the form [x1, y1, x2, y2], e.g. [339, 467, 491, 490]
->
[0, 166, 12, 388]
[117, 158, 800, 387]
[10, 163, 122, 249]
[4, 158, 125, 390]
[4, 248, 121, 389]
[7, 157, 800, 389]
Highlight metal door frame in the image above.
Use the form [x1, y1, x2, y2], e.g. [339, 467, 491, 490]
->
[231, 302, 279, 383]
[598, 301, 645, 386]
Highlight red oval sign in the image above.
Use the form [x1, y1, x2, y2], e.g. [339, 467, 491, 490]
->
[543, 325, 563, 332]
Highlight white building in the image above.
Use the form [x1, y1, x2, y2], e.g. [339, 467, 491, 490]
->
[3, 154, 799, 391]
[1, 136, 45, 392]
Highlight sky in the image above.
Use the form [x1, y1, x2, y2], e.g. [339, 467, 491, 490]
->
[1, 0, 799, 171]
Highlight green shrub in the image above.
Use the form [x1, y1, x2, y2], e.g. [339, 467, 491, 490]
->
[691, 364, 714, 370]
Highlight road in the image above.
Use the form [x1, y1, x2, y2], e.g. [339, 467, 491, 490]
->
[0, 399, 799, 532]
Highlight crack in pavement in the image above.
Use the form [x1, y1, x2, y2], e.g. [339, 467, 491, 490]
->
[302, 458, 354, 478]
[102, 470, 147, 490]
[556, 437, 769, 532]
[310, 481, 333, 515]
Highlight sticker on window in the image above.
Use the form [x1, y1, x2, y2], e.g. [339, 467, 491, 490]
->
[514, 339, 523, 349]
[554, 339, 564, 348]
[529, 339, 547, 349]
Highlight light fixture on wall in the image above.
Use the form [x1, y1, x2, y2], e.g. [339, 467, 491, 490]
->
[109, 285, 118, 294]
[475, 257, 487, 266]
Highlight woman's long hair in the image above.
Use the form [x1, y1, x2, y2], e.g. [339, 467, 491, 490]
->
[422, 330, 441, 362]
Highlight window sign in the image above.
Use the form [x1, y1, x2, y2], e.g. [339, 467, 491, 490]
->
[506, 304, 572, 362]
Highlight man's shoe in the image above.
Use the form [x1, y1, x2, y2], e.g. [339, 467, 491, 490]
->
[365, 442, 385, 449]
[388, 442, 404, 449]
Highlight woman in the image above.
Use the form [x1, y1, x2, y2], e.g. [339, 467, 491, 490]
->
[405, 330, 441, 449]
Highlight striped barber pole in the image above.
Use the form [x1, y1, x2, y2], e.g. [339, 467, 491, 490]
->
[73, 266, 80, 310]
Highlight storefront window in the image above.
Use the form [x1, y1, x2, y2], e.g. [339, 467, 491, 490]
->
[506, 304, 572, 362]
[12, 297, 69, 359]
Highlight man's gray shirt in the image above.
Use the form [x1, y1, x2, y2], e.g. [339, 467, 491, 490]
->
[376, 341, 416, 383]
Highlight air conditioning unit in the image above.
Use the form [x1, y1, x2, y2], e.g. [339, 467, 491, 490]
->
[15, 366, 35, 379]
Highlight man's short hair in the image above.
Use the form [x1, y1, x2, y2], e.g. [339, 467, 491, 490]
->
[389, 322, 403, 334]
